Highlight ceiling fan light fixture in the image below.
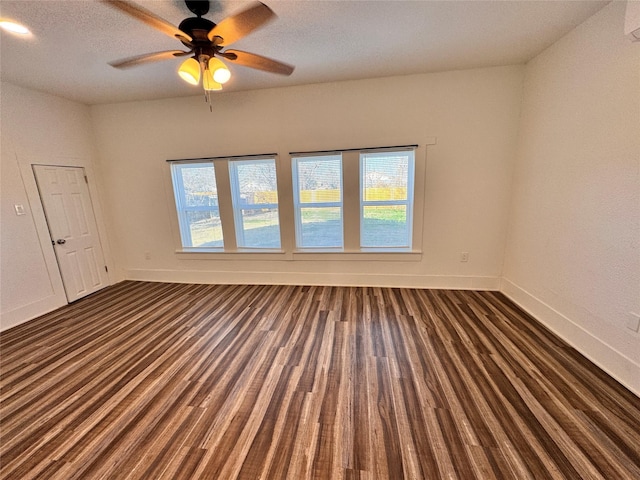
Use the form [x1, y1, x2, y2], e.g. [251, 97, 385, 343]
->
[209, 57, 231, 85]
[178, 57, 200, 85]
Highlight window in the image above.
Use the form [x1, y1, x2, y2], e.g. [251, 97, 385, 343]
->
[229, 158, 281, 249]
[292, 154, 343, 248]
[360, 150, 415, 248]
[169, 144, 422, 256]
[171, 162, 223, 248]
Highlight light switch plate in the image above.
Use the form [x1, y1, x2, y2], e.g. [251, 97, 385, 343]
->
[14, 204, 26, 216]
[626, 312, 640, 333]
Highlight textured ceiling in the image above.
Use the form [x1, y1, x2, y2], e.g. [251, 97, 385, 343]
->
[0, 0, 608, 105]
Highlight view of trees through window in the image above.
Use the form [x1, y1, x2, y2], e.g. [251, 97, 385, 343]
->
[176, 164, 223, 247]
[230, 160, 280, 248]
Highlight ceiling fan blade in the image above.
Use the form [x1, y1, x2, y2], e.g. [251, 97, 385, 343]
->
[207, 2, 276, 46]
[103, 0, 192, 42]
[109, 50, 191, 69]
[224, 50, 294, 76]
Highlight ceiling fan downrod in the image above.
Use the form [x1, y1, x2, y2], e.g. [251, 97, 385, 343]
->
[185, 0, 209, 18]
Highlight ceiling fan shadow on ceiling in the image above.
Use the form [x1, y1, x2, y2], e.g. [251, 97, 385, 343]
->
[104, 0, 295, 108]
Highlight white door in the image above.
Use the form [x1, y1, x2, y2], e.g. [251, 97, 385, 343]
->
[33, 165, 109, 302]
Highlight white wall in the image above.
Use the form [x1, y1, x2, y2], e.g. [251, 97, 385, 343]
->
[0, 82, 115, 330]
[502, 1, 640, 394]
[90, 66, 524, 289]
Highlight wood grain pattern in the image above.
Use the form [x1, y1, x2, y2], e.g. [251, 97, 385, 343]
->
[1, 282, 639, 479]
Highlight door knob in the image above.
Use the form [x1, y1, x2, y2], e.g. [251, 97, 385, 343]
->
[56, 239, 66, 245]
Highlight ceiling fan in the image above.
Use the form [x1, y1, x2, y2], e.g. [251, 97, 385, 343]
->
[105, 0, 294, 101]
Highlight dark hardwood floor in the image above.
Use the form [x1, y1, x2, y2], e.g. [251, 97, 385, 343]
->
[1, 281, 639, 479]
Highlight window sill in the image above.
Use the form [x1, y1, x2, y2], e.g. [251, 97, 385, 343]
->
[175, 248, 287, 261]
[175, 248, 422, 262]
[292, 249, 422, 262]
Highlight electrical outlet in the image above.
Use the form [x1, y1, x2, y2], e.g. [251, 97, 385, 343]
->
[626, 312, 640, 333]
[460, 252, 469, 262]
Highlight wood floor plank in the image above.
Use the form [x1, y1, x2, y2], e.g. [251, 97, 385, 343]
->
[1, 282, 639, 479]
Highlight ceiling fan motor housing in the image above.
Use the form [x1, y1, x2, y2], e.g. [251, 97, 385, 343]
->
[178, 17, 216, 46]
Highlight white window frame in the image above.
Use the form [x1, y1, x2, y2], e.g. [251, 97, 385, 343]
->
[291, 154, 344, 250]
[171, 161, 223, 249]
[359, 149, 415, 250]
[228, 157, 281, 250]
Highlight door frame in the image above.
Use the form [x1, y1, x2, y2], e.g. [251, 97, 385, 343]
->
[19, 158, 113, 308]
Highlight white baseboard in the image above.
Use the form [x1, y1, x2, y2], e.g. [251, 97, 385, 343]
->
[125, 268, 501, 291]
[0, 295, 66, 332]
[500, 278, 640, 397]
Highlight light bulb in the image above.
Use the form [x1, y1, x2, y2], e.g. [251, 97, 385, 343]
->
[203, 69, 222, 91]
[178, 58, 200, 85]
[209, 58, 231, 84]
[0, 20, 31, 35]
